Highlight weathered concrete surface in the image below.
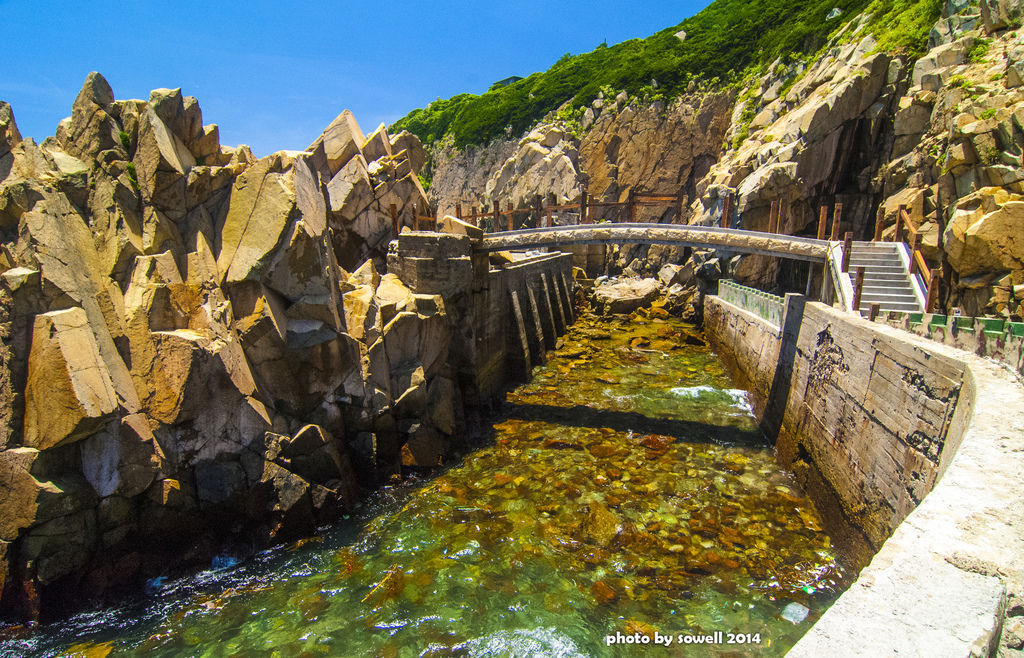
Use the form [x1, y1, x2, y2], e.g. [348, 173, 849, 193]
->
[387, 231, 574, 401]
[472, 253, 574, 394]
[705, 295, 1024, 656]
[707, 298, 965, 553]
[479, 224, 828, 262]
[788, 325, 1024, 657]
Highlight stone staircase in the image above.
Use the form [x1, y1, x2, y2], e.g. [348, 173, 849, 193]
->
[848, 242, 923, 314]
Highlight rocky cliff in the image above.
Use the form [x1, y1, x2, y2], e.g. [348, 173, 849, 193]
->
[432, 87, 734, 222]
[0, 73, 464, 619]
[426, 0, 1024, 317]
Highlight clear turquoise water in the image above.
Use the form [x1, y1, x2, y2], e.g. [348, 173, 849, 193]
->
[0, 312, 848, 657]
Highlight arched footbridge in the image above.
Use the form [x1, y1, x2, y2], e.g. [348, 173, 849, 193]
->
[477, 224, 829, 262]
[467, 223, 926, 315]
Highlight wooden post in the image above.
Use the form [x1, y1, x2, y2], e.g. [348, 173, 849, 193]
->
[535, 194, 543, 229]
[830, 202, 843, 241]
[492, 201, 499, 233]
[627, 189, 636, 223]
[389, 203, 399, 236]
[767, 200, 777, 233]
[455, 203, 462, 220]
[581, 192, 589, 225]
[507, 201, 514, 231]
[817, 206, 828, 240]
[939, 261, 951, 309]
[721, 194, 732, 229]
[895, 204, 905, 243]
[910, 234, 922, 274]
[841, 231, 853, 273]
[546, 196, 553, 228]
[868, 302, 881, 321]
[873, 206, 885, 242]
[675, 188, 686, 224]
[853, 267, 866, 313]
[926, 275, 939, 313]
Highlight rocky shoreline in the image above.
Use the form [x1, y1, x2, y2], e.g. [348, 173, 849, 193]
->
[0, 73, 475, 621]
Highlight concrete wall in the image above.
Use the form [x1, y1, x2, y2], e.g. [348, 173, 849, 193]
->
[706, 297, 966, 553]
[388, 232, 574, 405]
[871, 310, 1024, 381]
[469, 253, 574, 400]
[705, 294, 1024, 655]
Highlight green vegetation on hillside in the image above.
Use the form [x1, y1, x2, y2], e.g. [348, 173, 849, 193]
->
[392, 0, 941, 149]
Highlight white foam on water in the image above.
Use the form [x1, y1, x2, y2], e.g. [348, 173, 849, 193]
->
[669, 385, 753, 413]
[463, 627, 588, 657]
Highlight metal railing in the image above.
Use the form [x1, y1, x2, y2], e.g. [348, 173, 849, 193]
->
[717, 280, 785, 328]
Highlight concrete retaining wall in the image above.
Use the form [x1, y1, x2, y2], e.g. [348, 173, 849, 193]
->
[469, 253, 574, 399]
[705, 294, 1024, 656]
[388, 232, 574, 404]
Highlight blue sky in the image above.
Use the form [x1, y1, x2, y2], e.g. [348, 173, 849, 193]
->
[1, 1, 710, 156]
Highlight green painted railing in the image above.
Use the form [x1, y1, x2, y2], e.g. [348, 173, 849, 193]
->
[872, 311, 1024, 379]
[717, 280, 785, 328]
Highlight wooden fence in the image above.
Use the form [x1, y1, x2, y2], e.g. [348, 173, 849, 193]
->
[397, 187, 944, 314]
[451, 189, 689, 231]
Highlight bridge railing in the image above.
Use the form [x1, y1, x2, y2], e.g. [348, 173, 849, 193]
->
[716, 280, 785, 328]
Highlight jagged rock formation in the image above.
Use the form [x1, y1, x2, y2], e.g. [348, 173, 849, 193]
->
[431, 88, 735, 225]
[580, 89, 735, 219]
[484, 125, 583, 208]
[427, 0, 1024, 318]
[429, 139, 518, 218]
[692, 16, 899, 289]
[707, 0, 1024, 314]
[0, 73, 449, 618]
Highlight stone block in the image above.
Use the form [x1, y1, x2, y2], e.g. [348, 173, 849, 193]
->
[23, 308, 119, 451]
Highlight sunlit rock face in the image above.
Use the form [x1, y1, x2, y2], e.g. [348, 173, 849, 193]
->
[0, 72, 446, 618]
[428, 5, 1024, 309]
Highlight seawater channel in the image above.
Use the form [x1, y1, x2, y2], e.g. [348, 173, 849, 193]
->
[2, 311, 852, 657]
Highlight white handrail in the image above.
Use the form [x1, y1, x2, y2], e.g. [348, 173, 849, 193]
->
[826, 241, 856, 313]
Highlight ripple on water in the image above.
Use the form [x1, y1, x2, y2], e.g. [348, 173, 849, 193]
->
[1, 312, 852, 657]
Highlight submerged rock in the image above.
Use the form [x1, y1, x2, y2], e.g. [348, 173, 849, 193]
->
[782, 601, 810, 624]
